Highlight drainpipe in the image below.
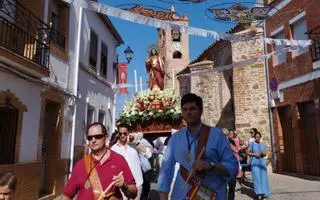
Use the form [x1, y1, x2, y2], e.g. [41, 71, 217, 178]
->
[262, 21, 277, 171]
[43, 0, 49, 23]
[68, 3, 83, 176]
[112, 89, 117, 134]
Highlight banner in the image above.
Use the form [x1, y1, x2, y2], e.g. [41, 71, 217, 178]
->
[118, 62, 128, 95]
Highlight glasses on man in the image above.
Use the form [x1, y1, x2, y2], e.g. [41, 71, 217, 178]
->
[118, 132, 128, 136]
[87, 134, 105, 141]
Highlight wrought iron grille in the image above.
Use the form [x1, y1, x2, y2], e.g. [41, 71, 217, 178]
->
[307, 25, 320, 62]
[0, 0, 51, 68]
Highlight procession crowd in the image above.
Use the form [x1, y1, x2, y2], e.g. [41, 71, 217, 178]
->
[0, 93, 270, 200]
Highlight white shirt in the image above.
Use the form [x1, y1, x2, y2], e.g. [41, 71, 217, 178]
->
[112, 143, 143, 186]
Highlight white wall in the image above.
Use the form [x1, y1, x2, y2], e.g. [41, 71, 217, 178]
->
[74, 69, 114, 146]
[79, 9, 118, 82]
[43, 55, 70, 90]
[0, 72, 43, 162]
[70, 5, 119, 146]
[60, 102, 74, 159]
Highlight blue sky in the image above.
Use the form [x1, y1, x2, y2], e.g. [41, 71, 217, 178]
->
[99, 0, 256, 115]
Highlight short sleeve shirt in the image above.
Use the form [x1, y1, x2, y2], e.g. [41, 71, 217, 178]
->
[63, 150, 135, 200]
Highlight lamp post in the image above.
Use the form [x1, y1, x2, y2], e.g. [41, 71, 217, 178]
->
[124, 46, 134, 64]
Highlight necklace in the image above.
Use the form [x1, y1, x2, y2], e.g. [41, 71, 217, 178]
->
[185, 130, 201, 161]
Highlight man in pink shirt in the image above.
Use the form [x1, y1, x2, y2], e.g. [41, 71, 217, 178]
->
[62, 122, 137, 200]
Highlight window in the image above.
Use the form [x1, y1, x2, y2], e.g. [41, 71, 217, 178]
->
[291, 18, 309, 57]
[0, 0, 4, 9]
[273, 31, 287, 65]
[173, 51, 182, 59]
[0, 106, 18, 164]
[172, 29, 181, 42]
[51, 12, 59, 43]
[100, 42, 108, 77]
[89, 30, 98, 68]
[98, 111, 105, 124]
[86, 106, 94, 125]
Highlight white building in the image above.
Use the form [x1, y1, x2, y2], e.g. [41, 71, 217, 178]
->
[0, 0, 123, 199]
[68, 0, 123, 163]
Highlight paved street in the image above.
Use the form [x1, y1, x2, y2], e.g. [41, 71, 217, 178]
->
[150, 172, 320, 200]
[236, 172, 320, 200]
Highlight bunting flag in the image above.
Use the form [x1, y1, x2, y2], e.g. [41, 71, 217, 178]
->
[62, 0, 312, 47]
[176, 45, 312, 78]
[117, 62, 128, 95]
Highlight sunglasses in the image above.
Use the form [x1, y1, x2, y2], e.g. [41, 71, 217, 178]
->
[87, 134, 105, 141]
[118, 132, 128, 136]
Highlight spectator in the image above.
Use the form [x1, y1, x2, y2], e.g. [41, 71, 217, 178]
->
[0, 172, 17, 200]
[112, 124, 143, 200]
[248, 132, 271, 199]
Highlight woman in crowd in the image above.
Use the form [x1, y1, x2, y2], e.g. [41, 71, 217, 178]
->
[227, 130, 242, 200]
[248, 132, 270, 199]
[0, 172, 17, 200]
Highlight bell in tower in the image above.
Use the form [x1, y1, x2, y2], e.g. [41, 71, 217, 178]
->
[157, 7, 190, 91]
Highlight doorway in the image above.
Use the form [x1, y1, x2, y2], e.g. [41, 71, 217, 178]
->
[298, 101, 320, 176]
[39, 100, 61, 197]
[278, 106, 296, 172]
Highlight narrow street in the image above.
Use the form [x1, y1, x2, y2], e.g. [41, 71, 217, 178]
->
[236, 173, 320, 200]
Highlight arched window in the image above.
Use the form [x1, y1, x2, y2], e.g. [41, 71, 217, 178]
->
[171, 29, 181, 42]
[173, 51, 182, 59]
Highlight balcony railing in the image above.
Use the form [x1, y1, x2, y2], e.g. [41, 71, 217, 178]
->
[307, 25, 320, 62]
[0, 17, 50, 68]
[0, 0, 66, 68]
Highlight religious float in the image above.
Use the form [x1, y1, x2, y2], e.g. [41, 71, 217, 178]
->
[119, 88, 183, 134]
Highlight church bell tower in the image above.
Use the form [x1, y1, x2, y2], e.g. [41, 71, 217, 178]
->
[157, 6, 190, 90]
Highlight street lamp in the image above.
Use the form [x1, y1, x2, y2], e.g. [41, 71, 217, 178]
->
[124, 46, 134, 64]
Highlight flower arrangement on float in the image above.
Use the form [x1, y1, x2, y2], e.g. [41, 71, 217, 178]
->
[119, 88, 182, 131]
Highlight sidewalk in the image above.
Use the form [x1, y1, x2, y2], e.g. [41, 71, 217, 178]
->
[236, 172, 320, 200]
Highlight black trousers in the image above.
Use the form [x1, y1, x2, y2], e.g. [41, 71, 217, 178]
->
[141, 170, 153, 200]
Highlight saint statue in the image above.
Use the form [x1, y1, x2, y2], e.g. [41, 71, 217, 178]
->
[145, 48, 165, 90]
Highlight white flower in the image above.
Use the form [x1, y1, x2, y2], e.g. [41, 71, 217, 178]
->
[149, 111, 153, 116]
[139, 111, 143, 115]
[158, 110, 163, 113]
[170, 109, 174, 113]
[126, 113, 131, 117]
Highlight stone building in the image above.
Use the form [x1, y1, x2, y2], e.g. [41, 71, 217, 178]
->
[265, 0, 320, 176]
[177, 24, 271, 156]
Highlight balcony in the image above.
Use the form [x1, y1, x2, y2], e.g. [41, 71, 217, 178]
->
[307, 25, 320, 62]
[0, 0, 66, 72]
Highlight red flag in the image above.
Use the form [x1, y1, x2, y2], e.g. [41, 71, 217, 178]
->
[118, 62, 128, 95]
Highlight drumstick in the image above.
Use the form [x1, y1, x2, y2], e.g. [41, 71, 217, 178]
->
[181, 147, 205, 189]
[98, 171, 123, 200]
